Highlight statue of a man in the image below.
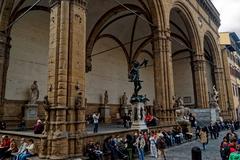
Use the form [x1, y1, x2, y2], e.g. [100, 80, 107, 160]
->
[104, 90, 108, 106]
[121, 92, 128, 106]
[128, 59, 148, 96]
[29, 81, 39, 104]
[75, 92, 83, 108]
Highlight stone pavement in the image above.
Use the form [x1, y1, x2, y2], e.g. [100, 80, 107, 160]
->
[146, 130, 236, 160]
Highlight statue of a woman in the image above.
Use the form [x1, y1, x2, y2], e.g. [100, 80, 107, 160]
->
[30, 81, 39, 104]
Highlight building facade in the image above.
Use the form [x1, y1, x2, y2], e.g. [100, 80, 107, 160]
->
[220, 32, 240, 120]
[0, 0, 231, 159]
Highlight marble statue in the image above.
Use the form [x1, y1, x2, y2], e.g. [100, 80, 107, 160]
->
[210, 85, 221, 113]
[29, 81, 39, 104]
[176, 97, 184, 107]
[75, 92, 83, 108]
[104, 90, 108, 106]
[212, 85, 219, 102]
[174, 96, 190, 125]
[121, 92, 128, 106]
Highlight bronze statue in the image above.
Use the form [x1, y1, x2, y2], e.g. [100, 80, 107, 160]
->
[128, 59, 148, 96]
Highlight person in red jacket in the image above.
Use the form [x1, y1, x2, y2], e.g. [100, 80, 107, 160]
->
[228, 138, 237, 155]
[0, 135, 10, 156]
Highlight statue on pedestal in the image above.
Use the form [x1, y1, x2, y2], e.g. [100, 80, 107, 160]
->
[104, 90, 108, 106]
[175, 96, 190, 125]
[128, 59, 148, 103]
[29, 81, 39, 104]
[121, 92, 128, 106]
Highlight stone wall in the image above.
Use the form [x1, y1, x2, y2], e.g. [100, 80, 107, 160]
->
[2, 100, 45, 129]
[173, 52, 195, 106]
[86, 37, 154, 105]
[5, 11, 49, 101]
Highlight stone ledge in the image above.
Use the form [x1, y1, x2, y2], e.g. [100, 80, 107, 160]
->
[0, 130, 45, 138]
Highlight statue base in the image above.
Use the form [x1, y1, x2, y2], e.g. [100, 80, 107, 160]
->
[24, 104, 38, 128]
[120, 105, 129, 117]
[191, 108, 219, 127]
[100, 106, 111, 124]
[131, 102, 147, 130]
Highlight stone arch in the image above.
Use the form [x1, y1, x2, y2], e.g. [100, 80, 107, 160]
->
[148, 0, 166, 30]
[170, 1, 201, 54]
[95, 34, 129, 65]
[204, 31, 221, 67]
[86, 4, 150, 71]
[0, 0, 15, 32]
[86, 1, 166, 72]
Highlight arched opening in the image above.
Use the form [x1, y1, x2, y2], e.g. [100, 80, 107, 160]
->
[170, 7, 198, 108]
[86, 0, 156, 120]
[204, 34, 216, 98]
[2, 0, 50, 122]
[5, 11, 49, 101]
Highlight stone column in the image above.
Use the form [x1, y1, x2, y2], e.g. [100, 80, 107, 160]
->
[221, 47, 234, 119]
[0, 32, 10, 113]
[192, 54, 209, 108]
[214, 66, 232, 119]
[153, 29, 175, 124]
[40, 0, 87, 159]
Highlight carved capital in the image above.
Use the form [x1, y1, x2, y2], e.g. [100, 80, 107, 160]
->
[49, 0, 87, 8]
[192, 60, 204, 71]
[214, 67, 224, 73]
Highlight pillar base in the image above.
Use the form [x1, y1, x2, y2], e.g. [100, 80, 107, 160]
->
[131, 102, 147, 130]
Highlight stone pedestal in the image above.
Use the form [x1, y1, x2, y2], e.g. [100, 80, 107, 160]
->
[120, 105, 129, 117]
[100, 106, 111, 123]
[131, 102, 147, 130]
[191, 108, 219, 127]
[24, 104, 38, 128]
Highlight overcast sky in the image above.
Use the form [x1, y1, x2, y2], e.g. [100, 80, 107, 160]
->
[211, 0, 240, 36]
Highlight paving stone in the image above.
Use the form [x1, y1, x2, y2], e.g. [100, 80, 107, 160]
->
[146, 130, 238, 160]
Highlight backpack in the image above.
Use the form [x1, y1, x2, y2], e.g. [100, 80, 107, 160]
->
[221, 145, 234, 159]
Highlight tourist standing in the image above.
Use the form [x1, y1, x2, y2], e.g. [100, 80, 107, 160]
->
[220, 137, 229, 160]
[93, 112, 100, 133]
[149, 132, 157, 159]
[134, 133, 145, 160]
[199, 128, 207, 150]
[156, 135, 166, 160]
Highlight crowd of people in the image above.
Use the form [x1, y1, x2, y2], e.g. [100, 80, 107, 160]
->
[85, 125, 195, 160]
[219, 126, 240, 160]
[84, 119, 240, 160]
[0, 136, 36, 160]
